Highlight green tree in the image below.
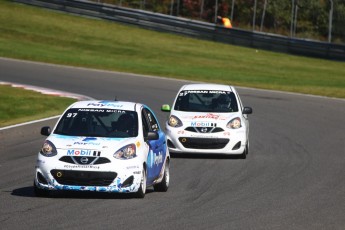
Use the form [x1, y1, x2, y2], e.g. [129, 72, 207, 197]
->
[92, 0, 344, 43]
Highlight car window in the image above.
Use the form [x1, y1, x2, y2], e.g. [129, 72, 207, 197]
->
[174, 90, 238, 112]
[142, 108, 160, 132]
[54, 108, 138, 137]
[234, 91, 242, 111]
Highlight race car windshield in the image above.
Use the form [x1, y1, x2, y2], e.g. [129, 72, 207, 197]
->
[54, 108, 138, 138]
[174, 90, 238, 112]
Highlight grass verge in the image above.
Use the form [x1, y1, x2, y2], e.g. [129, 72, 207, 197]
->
[1, 1, 344, 98]
[0, 0, 344, 129]
[0, 85, 76, 128]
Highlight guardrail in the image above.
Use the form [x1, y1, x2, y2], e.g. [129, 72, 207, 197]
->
[14, 0, 345, 61]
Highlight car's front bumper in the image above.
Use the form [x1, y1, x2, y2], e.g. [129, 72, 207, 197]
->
[165, 127, 248, 155]
[34, 155, 143, 193]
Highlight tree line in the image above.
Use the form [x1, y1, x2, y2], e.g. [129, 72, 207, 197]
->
[93, 0, 345, 43]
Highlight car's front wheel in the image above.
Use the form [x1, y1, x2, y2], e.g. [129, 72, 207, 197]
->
[135, 167, 147, 198]
[153, 159, 170, 192]
[239, 143, 248, 159]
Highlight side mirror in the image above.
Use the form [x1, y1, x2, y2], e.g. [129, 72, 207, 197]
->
[41, 126, 51, 136]
[145, 131, 159, 141]
[242, 107, 253, 115]
[161, 104, 171, 112]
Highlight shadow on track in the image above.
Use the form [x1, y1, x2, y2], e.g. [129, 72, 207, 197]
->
[11, 186, 154, 199]
[170, 152, 246, 160]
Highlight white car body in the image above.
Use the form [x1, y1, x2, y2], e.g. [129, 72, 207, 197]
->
[162, 84, 252, 158]
[34, 100, 170, 198]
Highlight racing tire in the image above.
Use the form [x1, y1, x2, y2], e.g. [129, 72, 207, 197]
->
[239, 143, 248, 159]
[246, 140, 250, 155]
[33, 181, 50, 197]
[153, 159, 170, 192]
[135, 167, 147, 198]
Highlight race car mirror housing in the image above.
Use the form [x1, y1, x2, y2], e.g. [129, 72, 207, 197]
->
[145, 131, 159, 141]
[41, 126, 51, 136]
[242, 107, 253, 115]
[161, 104, 171, 112]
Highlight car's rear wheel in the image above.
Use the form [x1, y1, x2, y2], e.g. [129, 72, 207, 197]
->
[135, 167, 147, 198]
[153, 159, 170, 192]
[33, 181, 50, 197]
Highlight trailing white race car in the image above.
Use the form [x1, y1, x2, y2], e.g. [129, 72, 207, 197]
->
[34, 100, 170, 198]
[162, 83, 252, 158]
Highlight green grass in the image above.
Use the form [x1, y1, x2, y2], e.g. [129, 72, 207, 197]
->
[0, 85, 76, 127]
[0, 0, 344, 101]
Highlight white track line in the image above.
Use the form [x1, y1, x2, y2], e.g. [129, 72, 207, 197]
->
[0, 81, 95, 130]
[0, 116, 60, 131]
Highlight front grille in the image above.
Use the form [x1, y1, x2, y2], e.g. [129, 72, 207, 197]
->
[93, 157, 111, 165]
[185, 127, 224, 133]
[59, 156, 111, 165]
[179, 137, 229, 149]
[51, 170, 117, 186]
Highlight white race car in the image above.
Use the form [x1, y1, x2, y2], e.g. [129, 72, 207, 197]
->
[34, 100, 170, 198]
[162, 84, 252, 158]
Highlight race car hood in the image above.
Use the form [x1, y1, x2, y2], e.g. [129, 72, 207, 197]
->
[46, 134, 137, 152]
[173, 111, 239, 126]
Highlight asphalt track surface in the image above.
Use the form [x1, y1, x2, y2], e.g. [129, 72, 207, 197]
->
[0, 58, 344, 230]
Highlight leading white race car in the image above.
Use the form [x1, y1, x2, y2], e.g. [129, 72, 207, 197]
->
[162, 83, 252, 158]
[34, 100, 170, 198]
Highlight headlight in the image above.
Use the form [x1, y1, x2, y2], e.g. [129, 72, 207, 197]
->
[227, 117, 242, 129]
[114, 144, 136, 160]
[40, 140, 57, 157]
[168, 115, 183, 127]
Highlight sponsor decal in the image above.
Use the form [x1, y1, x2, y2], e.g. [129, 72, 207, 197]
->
[154, 153, 163, 166]
[106, 109, 125, 113]
[136, 141, 141, 148]
[67, 149, 91, 156]
[66, 150, 101, 156]
[63, 165, 100, 169]
[191, 121, 216, 127]
[77, 108, 125, 113]
[192, 113, 220, 120]
[73, 141, 100, 146]
[181, 90, 228, 96]
[87, 101, 123, 108]
[78, 109, 104, 112]
[186, 114, 228, 121]
[93, 151, 101, 156]
[126, 165, 139, 170]
[148, 150, 164, 167]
